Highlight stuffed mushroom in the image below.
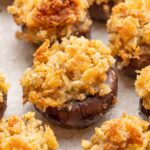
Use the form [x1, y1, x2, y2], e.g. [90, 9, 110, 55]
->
[7, 0, 92, 44]
[107, 0, 150, 77]
[0, 72, 9, 117]
[135, 65, 150, 116]
[82, 114, 150, 150]
[0, 112, 58, 150]
[20, 36, 118, 128]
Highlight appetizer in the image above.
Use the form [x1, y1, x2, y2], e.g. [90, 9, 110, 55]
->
[82, 114, 150, 150]
[20, 36, 118, 128]
[0, 72, 9, 117]
[0, 112, 58, 150]
[135, 66, 150, 115]
[88, 0, 124, 22]
[107, 0, 150, 77]
[7, 0, 92, 44]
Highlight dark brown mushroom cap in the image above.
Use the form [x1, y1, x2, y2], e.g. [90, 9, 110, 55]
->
[36, 68, 118, 128]
[89, 2, 114, 22]
[122, 45, 150, 78]
[89, 1, 124, 22]
[0, 94, 7, 118]
[140, 99, 150, 116]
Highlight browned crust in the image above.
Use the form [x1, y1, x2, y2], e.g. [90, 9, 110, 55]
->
[35, 68, 118, 128]
[34, 0, 80, 28]
[21, 20, 91, 44]
[118, 45, 150, 78]
[0, 94, 7, 118]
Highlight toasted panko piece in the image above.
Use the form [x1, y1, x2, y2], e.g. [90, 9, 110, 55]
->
[82, 114, 150, 150]
[0, 112, 58, 150]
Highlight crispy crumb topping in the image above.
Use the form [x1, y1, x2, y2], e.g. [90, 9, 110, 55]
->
[0, 73, 9, 103]
[20, 36, 115, 111]
[82, 114, 150, 150]
[0, 112, 58, 150]
[7, 0, 92, 44]
[107, 0, 150, 68]
[135, 65, 150, 110]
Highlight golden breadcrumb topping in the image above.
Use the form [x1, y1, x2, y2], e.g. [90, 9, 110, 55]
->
[135, 65, 150, 110]
[20, 36, 115, 111]
[0, 112, 58, 150]
[0, 73, 9, 103]
[82, 114, 150, 150]
[7, 0, 92, 44]
[107, 0, 150, 68]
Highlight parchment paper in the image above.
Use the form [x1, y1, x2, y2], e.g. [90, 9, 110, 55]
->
[0, 0, 140, 149]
